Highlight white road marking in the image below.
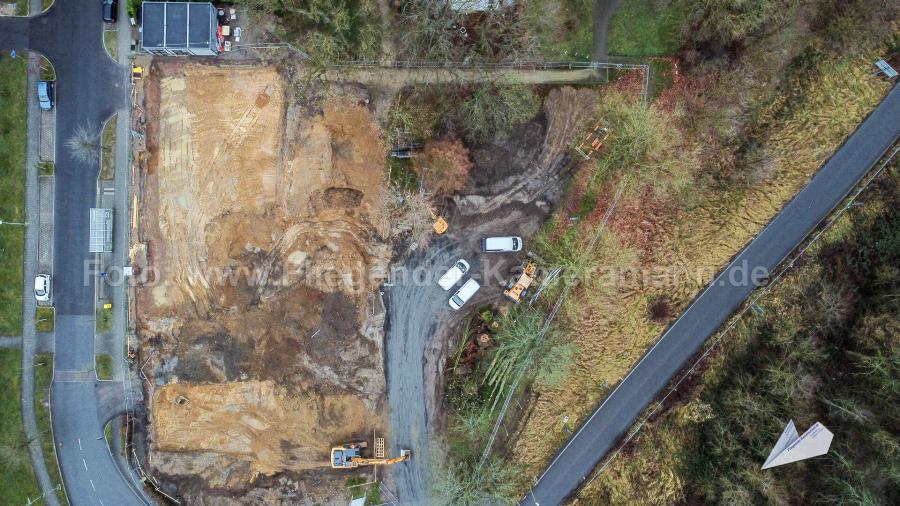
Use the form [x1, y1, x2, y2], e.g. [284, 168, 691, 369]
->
[82, 458, 88, 471]
[78, 438, 82, 450]
[90, 479, 96, 491]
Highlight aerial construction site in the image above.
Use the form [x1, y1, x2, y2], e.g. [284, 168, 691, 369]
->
[132, 61, 400, 502]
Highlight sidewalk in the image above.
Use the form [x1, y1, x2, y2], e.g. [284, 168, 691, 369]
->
[21, 19, 62, 506]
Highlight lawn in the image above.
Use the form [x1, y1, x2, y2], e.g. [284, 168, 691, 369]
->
[100, 114, 117, 180]
[96, 305, 113, 332]
[524, 0, 595, 61]
[96, 354, 113, 380]
[606, 0, 688, 56]
[33, 353, 68, 505]
[0, 53, 27, 335]
[35, 306, 54, 332]
[0, 349, 42, 504]
[103, 30, 118, 61]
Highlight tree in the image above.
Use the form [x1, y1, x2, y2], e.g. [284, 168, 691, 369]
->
[414, 138, 473, 194]
[66, 124, 101, 164]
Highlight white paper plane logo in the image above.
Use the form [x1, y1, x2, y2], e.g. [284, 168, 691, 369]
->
[762, 420, 833, 469]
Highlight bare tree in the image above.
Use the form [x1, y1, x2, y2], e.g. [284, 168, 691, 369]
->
[66, 124, 101, 164]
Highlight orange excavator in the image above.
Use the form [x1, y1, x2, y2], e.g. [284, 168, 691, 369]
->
[330, 439, 411, 469]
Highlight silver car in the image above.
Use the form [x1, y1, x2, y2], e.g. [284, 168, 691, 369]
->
[34, 274, 51, 302]
[37, 81, 54, 110]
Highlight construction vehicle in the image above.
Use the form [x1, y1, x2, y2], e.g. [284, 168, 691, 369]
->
[430, 208, 448, 234]
[504, 262, 537, 303]
[330, 439, 412, 469]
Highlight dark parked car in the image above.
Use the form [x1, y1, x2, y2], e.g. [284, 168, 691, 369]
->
[102, 0, 117, 23]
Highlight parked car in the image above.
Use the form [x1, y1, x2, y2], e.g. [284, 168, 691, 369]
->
[481, 236, 523, 253]
[37, 80, 53, 110]
[102, 0, 117, 23]
[34, 274, 51, 302]
[438, 259, 470, 291]
[449, 278, 480, 310]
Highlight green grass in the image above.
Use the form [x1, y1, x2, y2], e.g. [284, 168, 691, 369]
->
[524, 0, 595, 61]
[0, 349, 42, 504]
[100, 115, 117, 181]
[96, 354, 113, 380]
[42, 0, 53, 12]
[14, 1, 27, 15]
[103, 30, 118, 61]
[33, 353, 68, 505]
[607, 0, 688, 57]
[346, 477, 382, 505]
[35, 306, 54, 333]
[96, 305, 113, 332]
[0, 54, 27, 335]
[388, 157, 418, 192]
[38, 161, 54, 176]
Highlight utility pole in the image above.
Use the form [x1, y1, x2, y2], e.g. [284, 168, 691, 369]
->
[0, 218, 27, 226]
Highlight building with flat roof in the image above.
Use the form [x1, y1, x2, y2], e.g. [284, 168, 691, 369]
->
[141, 2, 219, 56]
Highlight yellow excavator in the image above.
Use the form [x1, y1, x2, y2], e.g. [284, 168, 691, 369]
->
[430, 208, 448, 235]
[331, 439, 411, 469]
[504, 262, 537, 303]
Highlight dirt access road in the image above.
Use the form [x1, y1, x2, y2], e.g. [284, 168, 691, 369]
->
[385, 85, 605, 503]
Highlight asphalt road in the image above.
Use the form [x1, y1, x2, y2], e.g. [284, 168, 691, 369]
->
[523, 83, 900, 505]
[0, 4, 146, 506]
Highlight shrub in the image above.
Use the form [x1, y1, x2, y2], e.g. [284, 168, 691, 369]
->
[454, 83, 541, 144]
[414, 138, 473, 194]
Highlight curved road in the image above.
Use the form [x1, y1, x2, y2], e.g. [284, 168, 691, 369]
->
[523, 83, 900, 505]
[1, 4, 147, 506]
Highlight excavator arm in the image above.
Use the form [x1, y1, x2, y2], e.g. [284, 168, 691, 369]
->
[351, 454, 409, 466]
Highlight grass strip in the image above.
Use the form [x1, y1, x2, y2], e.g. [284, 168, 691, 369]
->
[96, 354, 113, 380]
[0, 349, 41, 504]
[0, 54, 26, 335]
[34, 353, 68, 505]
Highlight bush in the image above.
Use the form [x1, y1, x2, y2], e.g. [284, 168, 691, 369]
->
[414, 138, 473, 195]
[127, 0, 142, 18]
[455, 83, 541, 144]
[593, 91, 693, 198]
[236, 0, 381, 61]
[685, 0, 781, 48]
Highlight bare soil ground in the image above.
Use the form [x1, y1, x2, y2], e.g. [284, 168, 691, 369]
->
[134, 61, 391, 504]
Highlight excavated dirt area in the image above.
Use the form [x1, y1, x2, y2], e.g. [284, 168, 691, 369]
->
[134, 61, 391, 504]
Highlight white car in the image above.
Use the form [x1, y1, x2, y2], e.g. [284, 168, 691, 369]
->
[438, 259, 470, 291]
[449, 278, 480, 310]
[481, 236, 523, 252]
[34, 274, 51, 302]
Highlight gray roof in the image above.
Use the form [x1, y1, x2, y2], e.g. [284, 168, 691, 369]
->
[141, 2, 217, 50]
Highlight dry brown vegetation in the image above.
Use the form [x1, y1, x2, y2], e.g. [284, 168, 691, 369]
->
[505, 40, 891, 498]
[414, 138, 473, 194]
[574, 167, 900, 504]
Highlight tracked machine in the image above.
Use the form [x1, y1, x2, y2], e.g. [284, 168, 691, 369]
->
[330, 438, 411, 469]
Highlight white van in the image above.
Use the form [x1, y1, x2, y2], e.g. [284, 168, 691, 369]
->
[449, 279, 480, 310]
[482, 236, 523, 252]
[438, 259, 470, 291]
